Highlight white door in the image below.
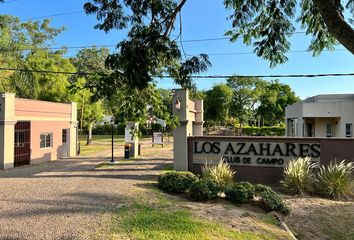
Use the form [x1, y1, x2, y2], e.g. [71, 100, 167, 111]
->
[62, 129, 70, 157]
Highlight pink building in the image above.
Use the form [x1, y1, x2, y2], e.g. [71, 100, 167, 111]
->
[0, 93, 77, 169]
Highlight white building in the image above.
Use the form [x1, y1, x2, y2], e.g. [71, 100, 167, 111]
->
[285, 94, 354, 138]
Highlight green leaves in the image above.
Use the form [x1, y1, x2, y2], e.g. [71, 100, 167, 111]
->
[256, 80, 299, 125]
[225, 0, 354, 66]
[204, 84, 233, 124]
[316, 160, 354, 199]
[298, 0, 337, 56]
[84, 0, 211, 90]
[225, 0, 296, 67]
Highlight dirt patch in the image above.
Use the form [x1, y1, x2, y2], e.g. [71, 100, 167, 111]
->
[284, 196, 354, 240]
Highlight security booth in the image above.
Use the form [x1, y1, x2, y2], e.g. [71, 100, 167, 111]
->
[0, 93, 77, 169]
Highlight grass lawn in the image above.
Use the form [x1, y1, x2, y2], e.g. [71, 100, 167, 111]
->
[79, 135, 154, 144]
[99, 187, 290, 240]
[78, 143, 110, 157]
[79, 135, 126, 144]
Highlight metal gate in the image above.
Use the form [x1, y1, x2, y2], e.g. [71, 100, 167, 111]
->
[14, 121, 31, 167]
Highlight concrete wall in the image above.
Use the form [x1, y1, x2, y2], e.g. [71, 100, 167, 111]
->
[30, 121, 71, 163]
[285, 102, 303, 136]
[285, 99, 354, 138]
[14, 98, 77, 162]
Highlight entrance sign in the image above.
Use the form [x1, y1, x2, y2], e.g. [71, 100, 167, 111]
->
[153, 132, 163, 145]
[192, 141, 321, 168]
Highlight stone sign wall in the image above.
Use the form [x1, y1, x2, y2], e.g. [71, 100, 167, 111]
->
[188, 136, 354, 184]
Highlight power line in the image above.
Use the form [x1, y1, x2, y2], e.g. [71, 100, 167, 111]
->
[0, 43, 347, 56]
[20, 10, 84, 22]
[177, 73, 354, 79]
[186, 48, 347, 56]
[1, 67, 353, 79]
[0, 67, 92, 75]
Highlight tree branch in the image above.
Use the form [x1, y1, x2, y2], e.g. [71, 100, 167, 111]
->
[313, 0, 354, 54]
[163, 0, 187, 37]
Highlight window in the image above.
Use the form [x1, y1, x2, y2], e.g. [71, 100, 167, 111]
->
[326, 124, 332, 137]
[62, 129, 67, 143]
[346, 123, 352, 137]
[15, 131, 25, 147]
[40, 133, 52, 148]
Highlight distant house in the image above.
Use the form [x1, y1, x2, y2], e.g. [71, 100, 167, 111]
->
[0, 93, 77, 169]
[285, 94, 354, 138]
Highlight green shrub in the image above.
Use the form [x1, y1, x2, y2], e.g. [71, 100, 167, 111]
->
[282, 157, 318, 195]
[254, 183, 272, 193]
[188, 178, 220, 201]
[202, 160, 235, 187]
[225, 182, 255, 203]
[237, 126, 285, 136]
[315, 160, 354, 199]
[158, 171, 198, 193]
[255, 184, 290, 215]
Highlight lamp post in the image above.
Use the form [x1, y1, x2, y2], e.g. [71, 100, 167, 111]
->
[110, 116, 116, 163]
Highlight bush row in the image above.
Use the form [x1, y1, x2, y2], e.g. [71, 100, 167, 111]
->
[157, 170, 290, 215]
[88, 123, 164, 135]
[237, 126, 285, 136]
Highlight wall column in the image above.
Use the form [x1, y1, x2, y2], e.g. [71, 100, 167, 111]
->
[0, 93, 16, 169]
[69, 102, 78, 157]
[193, 99, 204, 136]
[173, 89, 194, 171]
[125, 122, 139, 158]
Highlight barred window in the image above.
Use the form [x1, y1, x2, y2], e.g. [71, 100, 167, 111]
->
[15, 131, 25, 147]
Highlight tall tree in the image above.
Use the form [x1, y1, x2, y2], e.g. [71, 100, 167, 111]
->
[257, 81, 300, 126]
[0, 15, 73, 101]
[224, 0, 354, 66]
[83, 0, 211, 92]
[204, 84, 233, 125]
[82, 0, 353, 87]
[106, 84, 165, 126]
[70, 47, 110, 144]
[227, 77, 265, 130]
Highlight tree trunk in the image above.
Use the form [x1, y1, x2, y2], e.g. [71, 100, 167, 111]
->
[313, 0, 354, 54]
[87, 122, 93, 145]
[80, 97, 84, 131]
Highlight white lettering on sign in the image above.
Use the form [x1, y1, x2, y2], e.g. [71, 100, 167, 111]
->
[192, 141, 320, 167]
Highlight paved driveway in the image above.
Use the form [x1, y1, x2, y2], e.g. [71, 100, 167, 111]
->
[0, 147, 172, 240]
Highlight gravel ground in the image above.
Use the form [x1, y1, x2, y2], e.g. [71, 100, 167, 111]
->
[0, 143, 173, 240]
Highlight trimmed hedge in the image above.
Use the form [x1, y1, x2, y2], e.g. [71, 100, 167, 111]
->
[188, 178, 220, 201]
[238, 126, 285, 136]
[158, 171, 198, 193]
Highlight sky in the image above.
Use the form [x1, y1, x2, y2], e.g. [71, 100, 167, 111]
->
[1, 0, 354, 99]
